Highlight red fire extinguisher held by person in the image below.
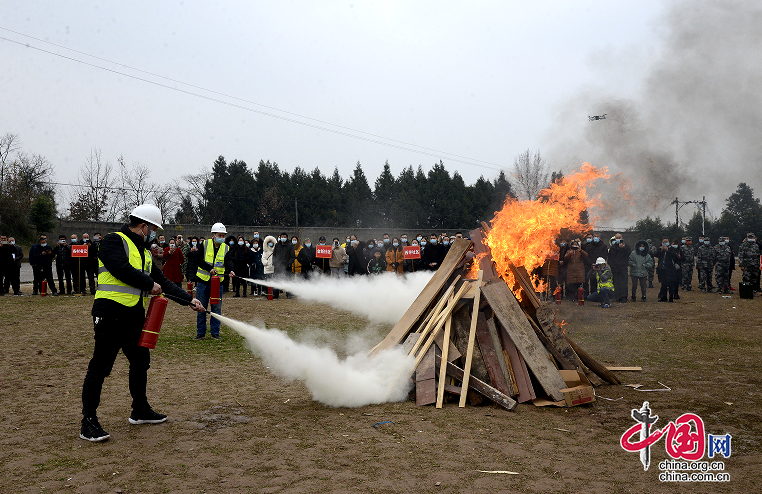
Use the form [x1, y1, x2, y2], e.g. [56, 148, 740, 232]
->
[41, 280, 48, 297]
[210, 274, 221, 305]
[138, 295, 168, 349]
[577, 285, 585, 306]
[187, 281, 193, 296]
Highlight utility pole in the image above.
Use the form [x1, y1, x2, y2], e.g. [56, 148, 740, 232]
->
[670, 196, 708, 231]
[294, 198, 299, 230]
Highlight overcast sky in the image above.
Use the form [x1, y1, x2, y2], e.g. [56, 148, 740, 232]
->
[4, 1, 759, 227]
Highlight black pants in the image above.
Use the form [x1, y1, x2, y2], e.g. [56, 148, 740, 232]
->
[82, 315, 151, 418]
[2, 265, 21, 293]
[612, 269, 628, 301]
[631, 276, 647, 299]
[79, 263, 96, 294]
[659, 280, 679, 301]
[33, 265, 57, 294]
[232, 276, 247, 297]
[57, 264, 73, 294]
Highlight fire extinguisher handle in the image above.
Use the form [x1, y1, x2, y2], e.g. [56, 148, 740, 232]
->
[161, 292, 211, 313]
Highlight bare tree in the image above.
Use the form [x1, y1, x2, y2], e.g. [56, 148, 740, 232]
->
[513, 149, 550, 201]
[181, 168, 211, 217]
[69, 149, 116, 221]
[152, 179, 181, 224]
[0, 133, 21, 197]
[117, 156, 153, 220]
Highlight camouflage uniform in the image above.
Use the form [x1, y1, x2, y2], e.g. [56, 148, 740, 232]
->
[738, 237, 761, 286]
[696, 240, 715, 292]
[680, 239, 694, 290]
[713, 242, 733, 293]
[647, 239, 657, 288]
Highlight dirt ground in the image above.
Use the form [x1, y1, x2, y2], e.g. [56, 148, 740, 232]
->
[1, 275, 760, 494]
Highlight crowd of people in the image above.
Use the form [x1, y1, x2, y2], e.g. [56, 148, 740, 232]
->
[546, 232, 761, 308]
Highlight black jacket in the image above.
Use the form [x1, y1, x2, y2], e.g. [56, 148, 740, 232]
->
[607, 243, 632, 272]
[345, 243, 366, 275]
[656, 247, 682, 283]
[53, 243, 72, 267]
[422, 242, 445, 270]
[273, 240, 295, 274]
[92, 225, 193, 318]
[297, 245, 315, 272]
[29, 243, 54, 267]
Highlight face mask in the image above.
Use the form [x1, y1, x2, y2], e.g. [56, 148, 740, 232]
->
[214, 237, 224, 244]
[383, 239, 389, 244]
[639, 247, 645, 252]
[401, 238, 407, 242]
[377, 243, 383, 248]
[560, 242, 566, 247]
[443, 241, 449, 246]
[59, 239, 65, 244]
[430, 239, 437, 244]
[681, 240, 686, 244]
[421, 241, 427, 246]
[305, 243, 311, 248]
[83, 238, 89, 243]
[319, 242, 325, 245]
[393, 242, 399, 247]
[292, 240, 297, 245]
[169, 243, 176, 248]
[268, 243, 274, 248]
[281, 238, 287, 243]
[192, 241, 197, 246]
[229, 240, 235, 245]
[719, 241, 725, 246]
[412, 243, 418, 247]
[10, 241, 14, 245]
[368, 244, 374, 249]
[417, 236, 422, 241]
[71, 238, 77, 243]
[586, 238, 592, 243]
[238, 241, 244, 246]
[41, 242, 47, 247]
[593, 237, 600, 242]
[346, 238, 351, 243]
[613, 239, 620, 244]
[663, 243, 669, 247]
[254, 234, 259, 239]
[151, 244, 158, 249]
[748, 238, 754, 243]
[252, 244, 258, 249]
[704, 241, 710, 245]
[245, 243, 250, 247]
[94, 236, 100, 241]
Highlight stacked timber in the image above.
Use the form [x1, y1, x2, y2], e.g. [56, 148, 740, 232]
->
[372, 234, 620, 411]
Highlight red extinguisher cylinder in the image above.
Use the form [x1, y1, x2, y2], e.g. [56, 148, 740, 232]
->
[555, 290, 561, 305]
[41, 280, 47, 297]
[267, 286, 273, 301]
[187, 281, 193, 296]
[139, 296, 168, 349]
[210, 275, 221, 305]
[577, 286, 585, 306]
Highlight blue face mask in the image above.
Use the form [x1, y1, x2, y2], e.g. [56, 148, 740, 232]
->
[41, 242, 47, 247]
[143, 228, 156, 243]
[639, 247, 645, 252]
[430, 239, 437, 244]
[393, 242, 399, 247]
[214, 237, 224, 244]
[443, 241, 449, 246]
[586, 238, 592, 243]
[593, 237, 600, 242]
[254, 234, 259, 239]
[305, 243, 311, 248]
[421, 241, 427, 246]
[292, 240, 297, 245]
[561, 242, 566, 247]
[238, 241, 244, 246]
[383, 238, 389, 244]
[229, 240, 235, 245]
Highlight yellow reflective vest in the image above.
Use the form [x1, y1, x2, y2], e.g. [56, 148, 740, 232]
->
[196, 239, 228, 282]
[94, 232, 152, 307]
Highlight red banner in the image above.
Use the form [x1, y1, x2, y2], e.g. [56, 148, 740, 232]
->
[404, 245, 421, 259]
[71, 244, 89, 258]
[315, 245, 332, 258]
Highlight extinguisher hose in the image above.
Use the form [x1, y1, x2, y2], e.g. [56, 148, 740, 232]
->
[160, 291, 211, 313]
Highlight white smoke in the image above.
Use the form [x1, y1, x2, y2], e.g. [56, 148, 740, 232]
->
[210, 313, 414, 407]
[242, 271, 434, 325]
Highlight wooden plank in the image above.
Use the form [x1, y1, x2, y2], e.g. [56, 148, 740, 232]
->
[451, 308, 489, 383]
[436, 312, 453, 408]
[526, 315, 575, 370]
[416, 345, 437, 406]
[475, 312, 511, 395]
[566, 335, 621, 384]
[401, 333, 420, 355]
[433, 330, 461, 362]
[606, 366, 642, 371]
[372, 238, 472, 353]
[498, 321, 534, 401]
[444, 383, 462, 395]
[435, 354, 517, 411]
[507, 261, 542, 309]
[481, 280, 567, 401]
[408, 279, 458, 356]
[534, 304, 584, 371]
[486, 317, 514, 395]
[459, 270, 483, 407]
[469, 227, 499, 279]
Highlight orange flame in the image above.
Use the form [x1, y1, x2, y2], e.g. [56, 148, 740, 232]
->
[486, 163, 609, 293]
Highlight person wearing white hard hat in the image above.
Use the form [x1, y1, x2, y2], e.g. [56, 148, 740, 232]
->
[585, 257, 615, 308]
[194, 222, 235, 339]
[79, 204, 206, 443]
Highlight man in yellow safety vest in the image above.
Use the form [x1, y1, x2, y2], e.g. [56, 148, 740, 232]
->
[79, 204, 205, 442]
[194, 222, 235, 340]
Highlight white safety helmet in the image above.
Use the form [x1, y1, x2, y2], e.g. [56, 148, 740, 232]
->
[596, 257, 606, 265]
[130, 204, 163, 229]
[211, 222, 227, 234]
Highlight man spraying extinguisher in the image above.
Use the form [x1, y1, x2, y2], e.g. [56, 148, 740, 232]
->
[194, 222, 235, 341]
[79, 204, 205, 443]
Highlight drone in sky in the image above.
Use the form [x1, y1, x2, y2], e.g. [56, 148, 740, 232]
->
[588, 114, 607, 121]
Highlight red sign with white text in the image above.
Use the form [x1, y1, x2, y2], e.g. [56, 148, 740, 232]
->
[315, 245, 332, 258]
[71, 245, 89, 258]
[404, 245, 421, 259]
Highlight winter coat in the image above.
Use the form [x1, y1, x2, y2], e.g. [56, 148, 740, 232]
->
[422, 242, 445, 270]
[346, 243, 366, 275]
[231, 244, 254, 274]
[607, 242, 632, 272]
[273, 239, 295, 275]
[29, 243, 54, 267]
[330, 245, 348, 268]
[367, 256, 387, 274]
[297, 245, 315, 276]
[584, 240, 609, 269]
[262, 236, 277, 275]
[186, 242, 201, 281]
[385, 246, 404, 274]
[628, 240, 654, 278]
[0, 243, 16, 269]
[656, 246, 682, 283]
[162, 245, 185, 283]
[53, 243, 72, 267]
[563, 247, 588, 283]
[292, 244, 303, 274]
[249, 246, 264, 279]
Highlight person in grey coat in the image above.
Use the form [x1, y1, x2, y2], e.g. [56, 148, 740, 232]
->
[628, 240, 654, 301]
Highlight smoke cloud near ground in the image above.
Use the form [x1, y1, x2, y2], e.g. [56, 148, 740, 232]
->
[547, 1, 762, 224]
[245, 271, 434, 325]
[210, 313, 414, 407]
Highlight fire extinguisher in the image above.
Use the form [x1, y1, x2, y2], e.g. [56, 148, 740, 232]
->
[41, 280, 48, 297]
[187, 281, 193, 296]
[210, 274, 221, 305]
[267, 286, 273, 301]
[555, 289, 562, 305]
[577, 285, 585, 306]
[138, 295, 168, 349]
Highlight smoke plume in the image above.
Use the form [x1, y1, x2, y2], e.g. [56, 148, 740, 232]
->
[210, 313, 414, 407]
[547, 0, 762, 223]
[247, 271, 434, 325]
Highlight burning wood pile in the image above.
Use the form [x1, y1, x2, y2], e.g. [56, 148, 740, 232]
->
[372, 164, 624, 410]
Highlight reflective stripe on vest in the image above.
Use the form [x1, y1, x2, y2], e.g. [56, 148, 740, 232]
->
[597, 270, 614, 289]
[94, 232, 152, 307]
[196, 239, 228, 281]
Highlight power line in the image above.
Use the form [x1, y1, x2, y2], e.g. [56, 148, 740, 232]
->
[0, 28, 503, 172]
